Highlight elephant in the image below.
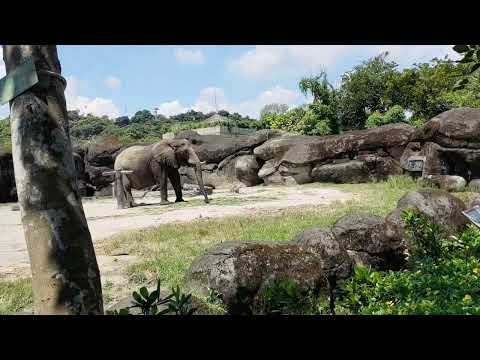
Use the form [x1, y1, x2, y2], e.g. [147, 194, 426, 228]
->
[113, 139, 209, 208]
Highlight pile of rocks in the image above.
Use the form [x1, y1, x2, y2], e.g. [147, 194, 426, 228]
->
[406, 108, 480, 192]
[184, 189, 468, 314]
[2, 107, 480, 202]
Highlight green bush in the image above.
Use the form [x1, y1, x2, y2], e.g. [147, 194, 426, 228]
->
[383, 105, 406, 124]
[334, 214, 480, 315]
[107, 279, 196, 315]
[0, 118, 11, 152]
[252, 279, 326, 315]
[365, 111, 385, 129]
[365, 105, 406, 129]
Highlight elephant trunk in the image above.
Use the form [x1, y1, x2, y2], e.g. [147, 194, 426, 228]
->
[188, 148, 209, 204]
[194, 163, 209, 204]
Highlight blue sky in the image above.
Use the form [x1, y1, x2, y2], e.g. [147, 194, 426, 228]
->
[0, 45, 458, 119]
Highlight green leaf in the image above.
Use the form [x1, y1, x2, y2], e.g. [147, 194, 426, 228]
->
[453, 45, 470, 53]
[454, 78, 469, 90]
[157, 308, 170, 315]
[132, 291, 146, 305]
[139, 286, 149, 300]
[470, 63, 480, 74]
[148, 290, 159, 304]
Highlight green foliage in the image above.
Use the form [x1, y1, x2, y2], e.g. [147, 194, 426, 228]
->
[334, 213, 480, 315]
[206, 288, 224, 307]
[0, 117, 11, 151]
[298, 72, 340, 134]
[403, 210, 445, 259]
[253, 279, 324, 315]
[452, 45, 480, 89]
[260, 103, 289, 118]
[0, 278, 33, 314]
[388, 58, 472, 121]
[365, 105, 406, 129]
[168, 285, 196, 315]
[107, 279, 196, 315]
[337, 52, 399, 130]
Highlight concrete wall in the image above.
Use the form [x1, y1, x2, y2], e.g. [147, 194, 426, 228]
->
[163, 126, 257, 139]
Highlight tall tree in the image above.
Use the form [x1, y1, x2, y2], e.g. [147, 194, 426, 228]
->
[337, 52, 398, 129]
[3, 45, 103, 314]
[299, 72, 340, 134]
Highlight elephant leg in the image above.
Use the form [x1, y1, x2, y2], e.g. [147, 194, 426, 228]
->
[151, 161, 170, 205]
[122, 175, 135, 207]
[115, 171, 131, 209]
[168, 167, 184, 202]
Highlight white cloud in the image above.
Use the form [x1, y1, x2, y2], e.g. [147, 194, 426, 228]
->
[193, 87, 229, 113]
[228, 45, 351, 80]
[155, 100, 188, 117]
[104, 75, 121, 89]
[236, 86, 300, 117]
[228, 45, 459, 81]
[65, 76, 120, 118]
[155, 85, 301, 119]
[174, 47, 205, 65]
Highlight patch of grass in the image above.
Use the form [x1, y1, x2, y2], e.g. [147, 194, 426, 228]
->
[0, 277, 131, 314]
[0, 278, 33, 314]
[106, 176, 447, 290]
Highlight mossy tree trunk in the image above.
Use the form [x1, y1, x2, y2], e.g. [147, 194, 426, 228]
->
[3, 45, 103, 314]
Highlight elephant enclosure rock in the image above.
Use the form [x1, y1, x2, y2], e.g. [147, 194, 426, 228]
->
[254, 123, 414, 185]
[184, 241, 330, 314]
[3, 107, 480, 203]
[385, 189, 468, 245]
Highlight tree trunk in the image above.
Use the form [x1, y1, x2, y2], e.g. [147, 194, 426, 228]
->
[3, 45, 103, 314]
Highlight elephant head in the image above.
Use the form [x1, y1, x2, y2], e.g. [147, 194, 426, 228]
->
[154, 139, 209, 203]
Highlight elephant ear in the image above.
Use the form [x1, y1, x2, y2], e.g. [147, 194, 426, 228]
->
[153, 144, 179, 168]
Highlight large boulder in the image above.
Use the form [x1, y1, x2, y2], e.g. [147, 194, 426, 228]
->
[291, 228, 352, 282]
[175, 129, 284, 164]
[0, 148, 17, 203]
[85, 164, 115, 189]
[421, 141, 480, 180]
[311, 156, 403, 184]
[468, 179, 480, 192]
[331, 213, 406, 270]
[385, 189, 468, 244]
[254, 123, 415, 167]
[424, 175, 467, 192]
[85, 135, 124, 167]
[185, 241, 329, 314]
[312, 160, 369, 183]
[229, 155, 263, 186]
[414, 108, 480, 149]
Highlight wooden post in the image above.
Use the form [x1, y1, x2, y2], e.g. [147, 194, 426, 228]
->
[3, 45, 103, 314]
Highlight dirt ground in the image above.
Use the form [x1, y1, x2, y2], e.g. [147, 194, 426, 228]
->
[0, 184, 353, 292]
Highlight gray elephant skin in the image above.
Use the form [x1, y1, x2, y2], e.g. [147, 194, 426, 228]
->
[114, 139, 209, 208]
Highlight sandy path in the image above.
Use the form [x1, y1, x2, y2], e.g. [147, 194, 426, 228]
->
[0, 184, 352, 279]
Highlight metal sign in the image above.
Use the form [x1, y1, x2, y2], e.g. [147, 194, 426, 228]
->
[407, 156, 426, 172]
[0, 58, 38, 105]
[463, 206, 480, 228]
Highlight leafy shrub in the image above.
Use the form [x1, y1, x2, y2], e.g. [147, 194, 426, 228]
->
[0, 118, 11, 152]
[252, 279, 326, 315]
[365, 105, 406, 129]
[334, 213, 480, 315]
[107, 280, 196, 315]
[365, 111, 385, 129]
[403, 209, 445, 259]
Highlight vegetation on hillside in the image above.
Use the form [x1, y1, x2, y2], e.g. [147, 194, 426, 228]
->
[1, 47, 478, 149]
